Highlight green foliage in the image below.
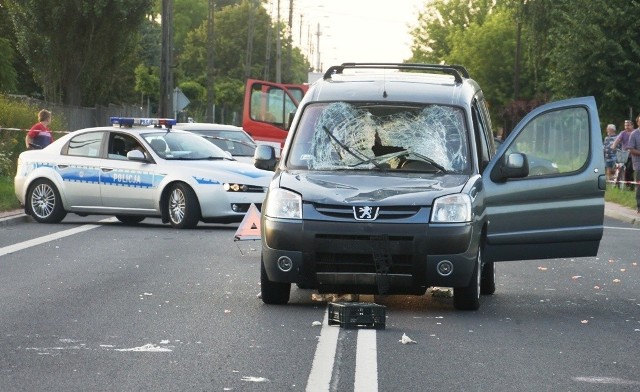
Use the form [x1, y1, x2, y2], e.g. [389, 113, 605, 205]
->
[5, 0, 154, 106]
[410, 0, 496, 63]
[605, 186, 637, 210]
[410, 0, 640, 130]
[0, 38, 18, 93]
[447, 9, 517, 114]
[135, 64, 160, 99]
[178, 0, 310, 120]
[0, 95, 67, 177]
[0, 176, 20, 211]
[545, 0, 640, 125]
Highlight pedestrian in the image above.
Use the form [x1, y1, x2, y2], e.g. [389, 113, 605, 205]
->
[25, 109, 53, 150]
[626, 122, 640, 212]
[612, 119, 635, 189]
[603, 123, 618, 182]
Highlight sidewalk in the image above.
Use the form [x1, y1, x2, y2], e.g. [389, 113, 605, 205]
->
[603, 201, 640, 226]
[1, 202, 638, 226]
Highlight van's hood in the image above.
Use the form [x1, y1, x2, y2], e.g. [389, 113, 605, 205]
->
[277, 171, 469, 205]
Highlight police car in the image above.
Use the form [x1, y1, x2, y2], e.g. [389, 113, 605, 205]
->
[14, 117, 272, 229]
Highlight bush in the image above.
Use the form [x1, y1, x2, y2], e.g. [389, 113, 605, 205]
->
[0, 94, 67, 176]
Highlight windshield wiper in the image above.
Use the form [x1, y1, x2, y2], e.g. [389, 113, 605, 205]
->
[407, 151, 447, 173]
[349, 149, 408, 168]
[322, 126, 385, 170]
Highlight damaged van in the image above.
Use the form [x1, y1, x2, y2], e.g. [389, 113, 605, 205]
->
[254, 63, 605, 310]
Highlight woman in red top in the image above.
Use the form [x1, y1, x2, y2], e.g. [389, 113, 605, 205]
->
[25, 109, 53, 149]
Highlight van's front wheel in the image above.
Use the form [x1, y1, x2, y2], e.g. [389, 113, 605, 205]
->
[453, 248, 481, 310]
[261, 258, 291, 305]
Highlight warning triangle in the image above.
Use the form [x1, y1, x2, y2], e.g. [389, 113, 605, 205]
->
[234, 203, 262, 241]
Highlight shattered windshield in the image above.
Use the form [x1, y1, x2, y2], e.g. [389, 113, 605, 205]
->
[287, 102, 470, 173]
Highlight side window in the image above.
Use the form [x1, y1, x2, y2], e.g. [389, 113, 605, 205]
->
[508, 107, 589, 176]
[250, 83, 296, 128]
[108, 133, 143, 159]
[472, 103, 490, 171]
[66, 131, 104, 158]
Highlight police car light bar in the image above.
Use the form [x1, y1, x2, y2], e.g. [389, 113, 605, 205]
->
[110, 117, 177, 128]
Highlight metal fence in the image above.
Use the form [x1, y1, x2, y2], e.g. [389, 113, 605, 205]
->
[10, 96, 149, 132]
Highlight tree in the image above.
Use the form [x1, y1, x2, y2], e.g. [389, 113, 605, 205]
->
[5, 0, 153, 106]
[178, 0, 309, 121]
[409, 0, 496, 63]
[544, 0, 640, 124]
[0, 38, 17, 93]
[447, 9, 517, 110]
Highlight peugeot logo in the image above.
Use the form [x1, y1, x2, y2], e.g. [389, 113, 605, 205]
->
[353, 206, 380, 221]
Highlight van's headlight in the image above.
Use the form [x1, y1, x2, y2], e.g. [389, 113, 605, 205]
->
[265, 188, 302, 219]
[431, 194, 472, 223]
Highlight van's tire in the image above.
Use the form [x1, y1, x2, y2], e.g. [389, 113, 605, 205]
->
[481, 261, 496, 295]
[453, 248, 481, 310]
[27, 179, 67, 223]
[261, 259, 291, 304]
[167, 183, 200, 229]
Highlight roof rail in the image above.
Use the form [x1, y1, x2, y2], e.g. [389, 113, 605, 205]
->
[323, 63, 469, 84]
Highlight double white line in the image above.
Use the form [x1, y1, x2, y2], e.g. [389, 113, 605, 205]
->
[306, 309, 379, 391]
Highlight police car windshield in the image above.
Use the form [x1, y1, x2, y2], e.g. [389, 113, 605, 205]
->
[141, 131, 229, 160]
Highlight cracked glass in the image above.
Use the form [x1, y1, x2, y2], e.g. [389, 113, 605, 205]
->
[287, 102, 470, 173]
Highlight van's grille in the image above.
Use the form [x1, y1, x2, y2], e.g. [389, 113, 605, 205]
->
[314, 234, 414, 274]
[313, 203, 419, 220]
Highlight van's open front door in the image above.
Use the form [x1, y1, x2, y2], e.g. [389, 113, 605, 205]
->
[242, 79, 308, 147]
[483, 96, 605, 262]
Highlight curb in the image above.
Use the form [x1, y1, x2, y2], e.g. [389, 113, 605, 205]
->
[0, 209, 28, 225]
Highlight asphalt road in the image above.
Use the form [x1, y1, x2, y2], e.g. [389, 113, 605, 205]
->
[0, 213, 638, 391]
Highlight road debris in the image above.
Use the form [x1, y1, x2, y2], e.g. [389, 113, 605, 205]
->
[399, 333, 417, 344]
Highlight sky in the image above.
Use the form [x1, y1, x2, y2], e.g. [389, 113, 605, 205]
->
[274, 0, 428, 72]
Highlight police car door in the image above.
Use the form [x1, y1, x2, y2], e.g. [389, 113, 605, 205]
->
[99, 133, 157, 211]
[483, 96, 605, 262]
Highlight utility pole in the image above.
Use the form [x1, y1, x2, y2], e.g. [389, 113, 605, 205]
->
[276, 0, 282, 83]
[206, 0, 215, 123]
[264, 1, 272, 80]
[315, 22, 321, 72]
[286, 0, 293, 82]
[245, 0, 256, 81]
[159, 0, 174, 118]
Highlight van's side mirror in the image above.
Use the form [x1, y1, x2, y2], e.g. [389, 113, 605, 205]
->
[254, 145, 277, 171]
[490, 152, 529, 182]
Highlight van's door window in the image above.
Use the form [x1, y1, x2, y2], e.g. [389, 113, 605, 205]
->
[250, 84, 296, 128]
[507, 107, 589, 176]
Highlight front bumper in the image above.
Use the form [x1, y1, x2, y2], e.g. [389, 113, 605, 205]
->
[261, 217, 480, 294]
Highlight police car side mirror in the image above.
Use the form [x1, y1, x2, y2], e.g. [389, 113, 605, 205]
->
[127, 149, 147, 162]
[254, 145, 277, 171]
[490, 152, 529, 182]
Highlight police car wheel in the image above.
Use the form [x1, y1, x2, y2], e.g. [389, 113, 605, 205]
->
[167, 183, 200, 229]
[115, 215, 146, 225]
[453, 247, 481, 311]
[28, 179, 67, 224]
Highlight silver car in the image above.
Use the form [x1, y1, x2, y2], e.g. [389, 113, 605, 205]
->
[14, 118, 272, 229]
[173, 123, 258, 164]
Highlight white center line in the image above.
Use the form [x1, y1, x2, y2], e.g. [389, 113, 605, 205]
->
[306, 309, 339, 392]
[354, 329, 378, 392]
[0, 217, 117, 257]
